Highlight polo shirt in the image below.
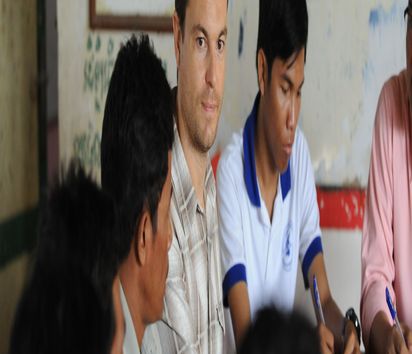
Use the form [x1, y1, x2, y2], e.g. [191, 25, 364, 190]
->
[217, 94, 323, 321]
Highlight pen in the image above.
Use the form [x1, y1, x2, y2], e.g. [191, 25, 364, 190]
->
[386, 286, 407, 347]
[313, 275, 325, 325]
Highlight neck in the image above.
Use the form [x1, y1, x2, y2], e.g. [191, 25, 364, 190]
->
[119, 258, 145, 347]
[176, 95, 208, 209]
[255, 99, 279, 218]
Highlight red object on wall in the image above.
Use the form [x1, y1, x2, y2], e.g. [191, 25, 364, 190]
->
[211, 152, 366, 230]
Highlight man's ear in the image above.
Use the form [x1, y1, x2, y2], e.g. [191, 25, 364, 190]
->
[172, 11, 182, 68]
[134, 210, 153, 266]
[257, 48, 267, 97]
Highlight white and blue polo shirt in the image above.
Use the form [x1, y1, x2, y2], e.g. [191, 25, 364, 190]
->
[217, 94, 323, 322]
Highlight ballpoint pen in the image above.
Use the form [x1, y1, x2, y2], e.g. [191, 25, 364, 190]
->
[313, 275, 325, 325]
[386, 286, 407, 347]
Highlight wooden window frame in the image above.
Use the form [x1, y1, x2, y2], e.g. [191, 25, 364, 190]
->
[89, 0, 173, 32]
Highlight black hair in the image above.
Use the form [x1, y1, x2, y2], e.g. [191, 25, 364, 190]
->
[239, 306, 320, 354]
[175, 0, 188, 34]
[175, 0, 228, 36]
[101, 34, 174, 261]
[37, 161, 120, 300]
[10, 161, 118, 354]
[9, 266, 114, 354]
[257, 0, 308, 79]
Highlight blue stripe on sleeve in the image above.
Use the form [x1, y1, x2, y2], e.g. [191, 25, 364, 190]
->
[301, 236, 323, 289]
[222, 263, 247, 307]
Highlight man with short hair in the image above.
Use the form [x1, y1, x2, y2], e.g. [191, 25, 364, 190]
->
[217, 0, 361, 353]
[101, 34, 174, 354]
[361, 2, 412, 353]
[146, 0, 228, 353]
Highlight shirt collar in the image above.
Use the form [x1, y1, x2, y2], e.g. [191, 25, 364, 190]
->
[120, 282, 141, 354]
[243, 94, 291, 208]
[171, 118, 214, 220]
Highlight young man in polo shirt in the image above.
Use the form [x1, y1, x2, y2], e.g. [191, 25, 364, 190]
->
[217, 1, 361, 353]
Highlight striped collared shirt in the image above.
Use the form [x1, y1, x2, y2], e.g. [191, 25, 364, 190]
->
[144, 122, 224, 354]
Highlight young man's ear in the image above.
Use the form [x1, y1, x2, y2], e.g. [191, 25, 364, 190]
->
[257, 48, 267, 97]
[172, 11, 182, 68]
[134, 209, 154, 266]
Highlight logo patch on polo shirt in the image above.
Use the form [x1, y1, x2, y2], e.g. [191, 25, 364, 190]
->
[282, 221, 293, 271]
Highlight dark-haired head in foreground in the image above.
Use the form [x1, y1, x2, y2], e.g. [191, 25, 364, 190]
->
[239, 307, 320, 354]
[101, 33, 174, 348]
[10, 162, 124, 354]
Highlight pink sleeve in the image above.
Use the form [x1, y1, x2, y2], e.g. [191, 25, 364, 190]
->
[361, 80, 396, 348]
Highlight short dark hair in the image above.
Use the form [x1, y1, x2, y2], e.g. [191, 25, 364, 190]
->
[175, 0, 228, 36]
[101, 34, 174, 261]
[10, 266, 114, 354]
[239, 306, 320, 354]
[10, 162, 117, 354]
[37, 161, 120, 298]
[257, 0, 308, 79]
[175, 0, 188, 33]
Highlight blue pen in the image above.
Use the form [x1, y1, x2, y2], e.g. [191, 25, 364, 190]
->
[386, 287, 407, 347]
[313, 275, 325, 325]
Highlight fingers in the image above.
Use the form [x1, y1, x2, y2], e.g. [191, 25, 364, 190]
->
[318, 323, 334, 354]
[343, 320, 361, 354]
[342, 332, 355, 354]
[392, 325, 408, 354]
[400, 323, 412, 353]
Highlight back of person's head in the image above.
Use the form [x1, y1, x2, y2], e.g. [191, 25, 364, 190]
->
[101, 34, 174, 259]
[37, 161, 120, 301]
[257, 0, 308, 78]
[239, 306, 320, 354]
[9, 266, 114, 354]
[10, 161, 119, 354]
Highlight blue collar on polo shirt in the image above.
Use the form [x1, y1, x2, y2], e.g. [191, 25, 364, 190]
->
[243, 94, 291, 208]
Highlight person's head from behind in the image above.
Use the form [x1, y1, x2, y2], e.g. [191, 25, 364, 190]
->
[173, 0, 228, 153]
[239, 306, 320, 354]
[101, 34, 174, 330]
[256, 0, 308, 174]
[10, 266, 115, 354]
[24, 161, 124, 353]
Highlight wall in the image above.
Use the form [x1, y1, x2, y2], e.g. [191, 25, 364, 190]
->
[0, 0, 38, 352]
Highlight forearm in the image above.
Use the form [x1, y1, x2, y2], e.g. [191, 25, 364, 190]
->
[228, 281, 251, 349]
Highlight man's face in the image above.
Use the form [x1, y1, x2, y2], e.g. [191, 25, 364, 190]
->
[144, 152, 172, 323]
[260, 48, 305, 173]
[174, 0, 227, 153]
[406, 2, 412, 110]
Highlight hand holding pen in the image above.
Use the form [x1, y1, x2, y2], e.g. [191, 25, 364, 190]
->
[386, 287, 408, 349]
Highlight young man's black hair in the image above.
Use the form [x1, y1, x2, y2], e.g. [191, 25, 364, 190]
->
[10, 161, 118, 354]
[37, 162, 120, 292]
[9, 266, 114, 354]
[239, 306, 320, 354]
[256, 0, 308, 77]
[101, 34, 174, 260]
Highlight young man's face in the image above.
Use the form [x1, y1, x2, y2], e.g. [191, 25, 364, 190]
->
[260, 48, 305, 173]
[174, 0, 227, 153]
[144, 152, 173, 322]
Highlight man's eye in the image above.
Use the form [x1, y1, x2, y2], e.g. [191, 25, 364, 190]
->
[217, 39, 225, 52]
[196, 37, 205, 48]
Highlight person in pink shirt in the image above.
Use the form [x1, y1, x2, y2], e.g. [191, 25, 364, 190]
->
[361, 2, 412, 353]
